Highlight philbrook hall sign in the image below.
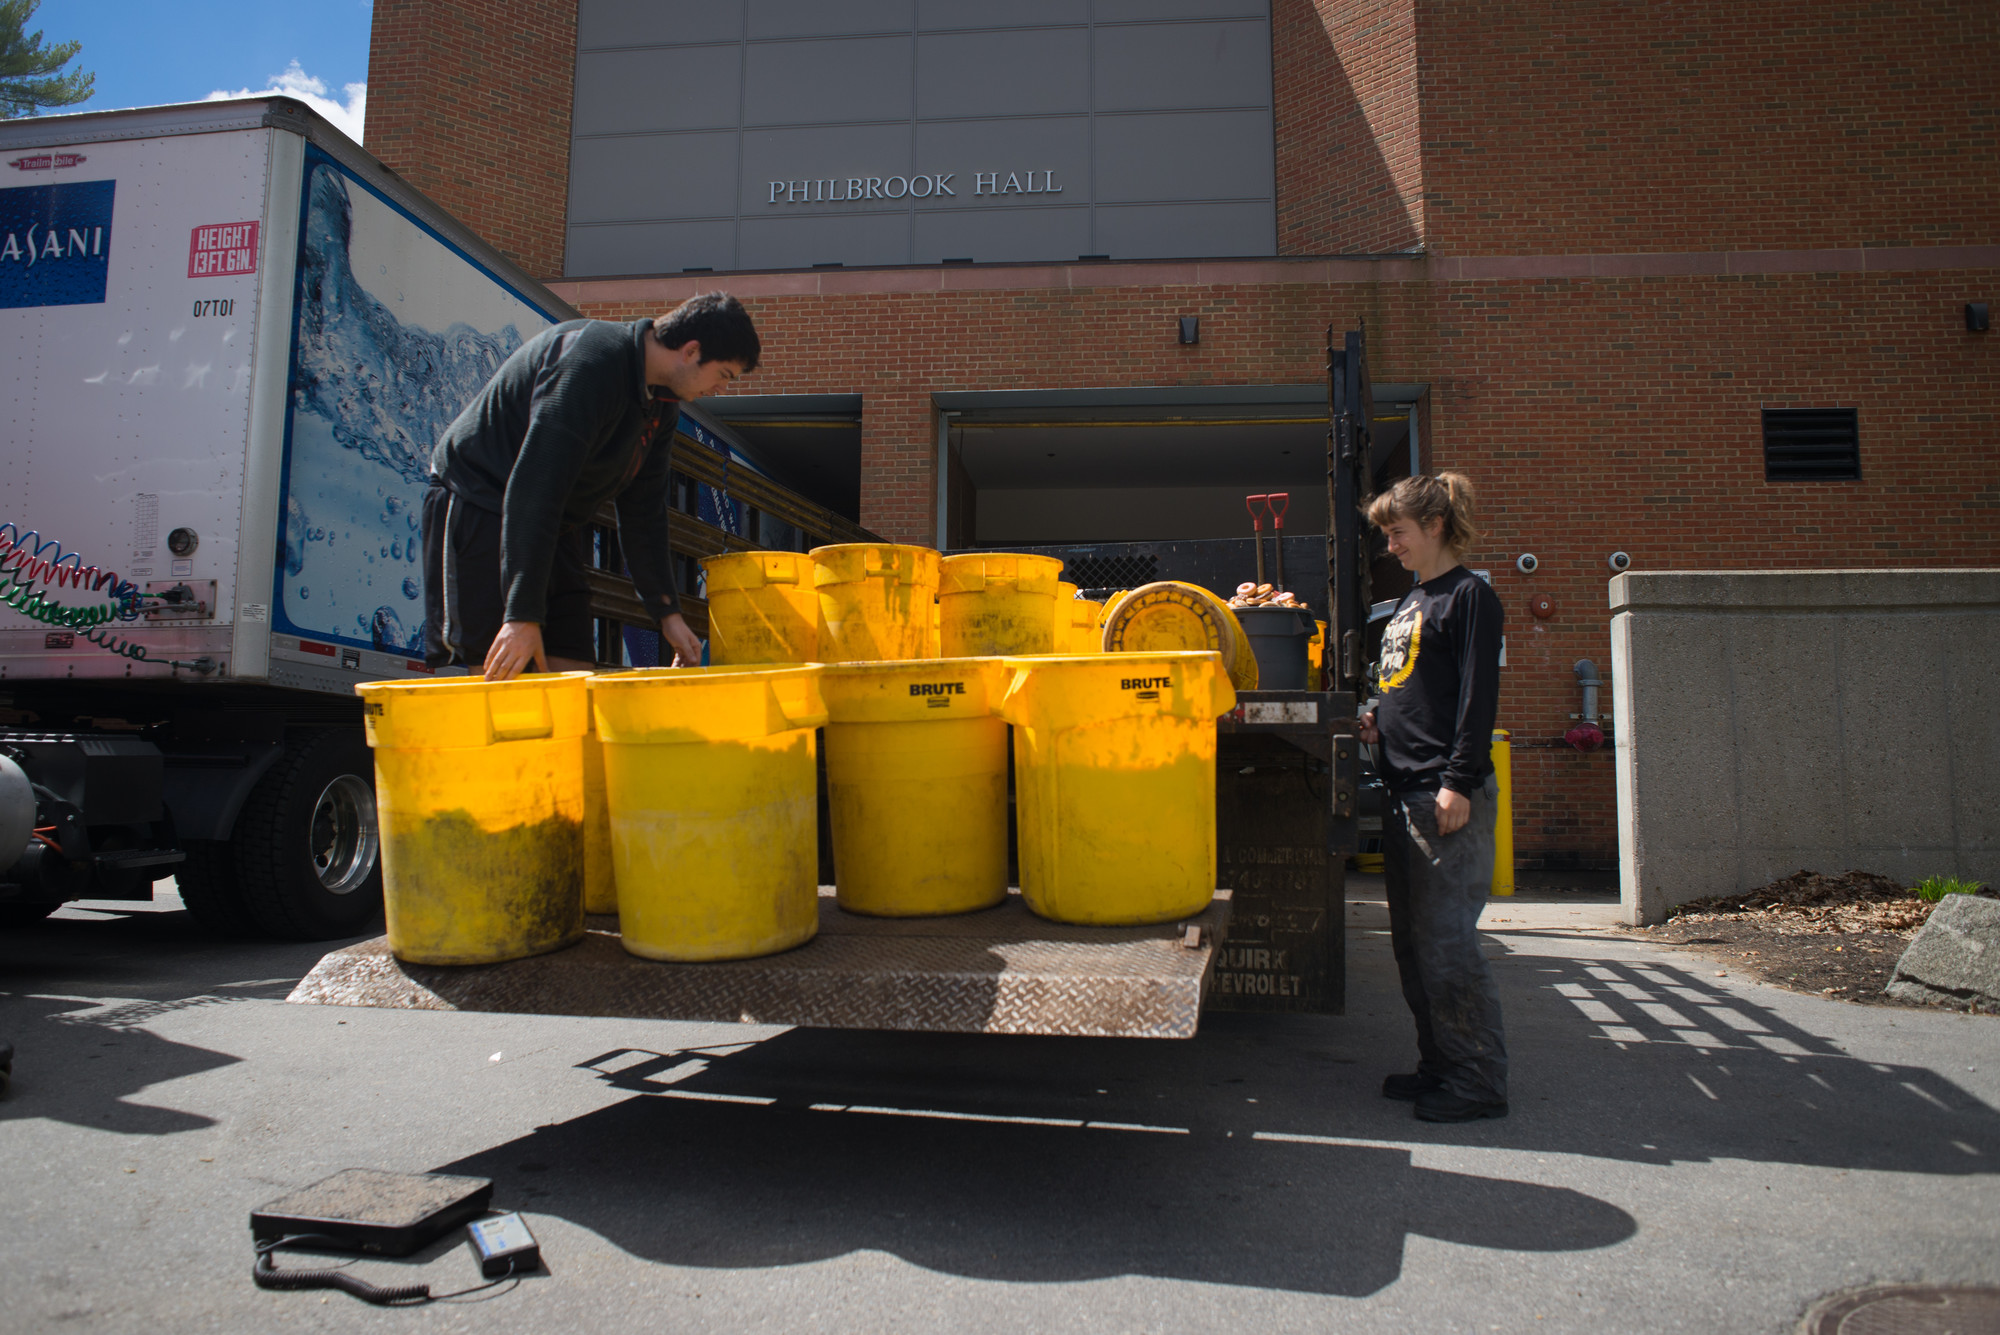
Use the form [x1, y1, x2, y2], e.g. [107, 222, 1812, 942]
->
[565, 3, 1277, 273]
[766, 171, 1065, 204]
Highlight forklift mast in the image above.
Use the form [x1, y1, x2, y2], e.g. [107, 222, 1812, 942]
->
[1326, 322, 1375, 698]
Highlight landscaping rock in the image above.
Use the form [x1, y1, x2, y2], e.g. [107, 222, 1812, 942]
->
[1885, 894, 2000, 1008]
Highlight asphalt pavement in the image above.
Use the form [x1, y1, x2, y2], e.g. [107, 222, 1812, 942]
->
[2, 881, 1996, 1334]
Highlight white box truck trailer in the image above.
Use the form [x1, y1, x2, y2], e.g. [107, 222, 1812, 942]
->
[0, 98, 577, 936]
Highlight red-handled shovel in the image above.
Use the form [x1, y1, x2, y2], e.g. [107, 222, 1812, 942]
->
[1245, 493, 1270, 587]
[1267, 492, 1290, 590]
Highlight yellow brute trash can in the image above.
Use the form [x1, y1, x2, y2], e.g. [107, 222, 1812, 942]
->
[998, 650, 1236, 926]
[1061, 585, 1105, 654]
[938, 552, 1065, 656]
[821, 658, 1008, 916]
[1101, 581, 1258, 691]
[812, 543, 939, 662]
[357, 672, 591, 965]
[591, 665, 827, 960]
[703, 550, 819, 665]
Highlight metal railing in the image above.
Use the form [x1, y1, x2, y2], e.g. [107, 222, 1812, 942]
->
[587, 435, 878, 657]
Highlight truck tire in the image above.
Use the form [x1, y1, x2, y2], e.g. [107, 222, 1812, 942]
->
[175, 841, 260, 937]
[233, 730, 383, 940]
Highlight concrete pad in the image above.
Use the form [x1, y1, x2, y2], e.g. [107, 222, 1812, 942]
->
[2, 885, 1996, 1334]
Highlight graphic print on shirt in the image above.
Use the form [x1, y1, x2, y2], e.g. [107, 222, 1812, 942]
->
[1377, 600, 1423, 693]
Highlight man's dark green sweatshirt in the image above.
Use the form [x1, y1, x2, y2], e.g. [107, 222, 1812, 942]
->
[429, 318, 682, 626]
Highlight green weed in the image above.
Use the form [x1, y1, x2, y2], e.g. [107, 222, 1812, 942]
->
[1915, 875, 1987, 903]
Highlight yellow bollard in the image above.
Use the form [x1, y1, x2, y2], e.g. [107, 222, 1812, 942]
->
[1490, 728, 1515, 897]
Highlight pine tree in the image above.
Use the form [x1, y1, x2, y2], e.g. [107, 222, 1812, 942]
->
[0, 0, 92, 119]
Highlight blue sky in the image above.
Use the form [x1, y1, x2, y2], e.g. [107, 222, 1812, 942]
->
[31, 1, 374, 136]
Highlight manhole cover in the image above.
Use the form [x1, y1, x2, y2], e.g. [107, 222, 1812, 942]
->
[1802, 1285, 2000, 1334]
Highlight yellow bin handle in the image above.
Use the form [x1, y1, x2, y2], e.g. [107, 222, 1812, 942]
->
[768, 672, 830, 732]
[488, 685, 556, 742]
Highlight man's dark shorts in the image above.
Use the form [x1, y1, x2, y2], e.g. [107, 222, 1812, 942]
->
[420, 480, 596, 669]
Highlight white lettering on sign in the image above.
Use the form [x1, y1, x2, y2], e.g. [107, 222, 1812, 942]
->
[187, 220, 259, 278]
[765, 170, 1051, 205]
[1, 224, 103, 265]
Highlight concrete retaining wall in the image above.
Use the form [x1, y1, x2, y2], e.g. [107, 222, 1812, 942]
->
[1611, 570, 2000, 925]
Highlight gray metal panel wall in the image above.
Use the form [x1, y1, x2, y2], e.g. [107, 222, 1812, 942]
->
[566, 0, 1276, 275]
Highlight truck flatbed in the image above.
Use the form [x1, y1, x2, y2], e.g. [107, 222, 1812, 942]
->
[287, 890, 1231, 1039]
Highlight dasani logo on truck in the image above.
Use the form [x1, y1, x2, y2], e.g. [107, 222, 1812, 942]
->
[0, 179, 114, 309]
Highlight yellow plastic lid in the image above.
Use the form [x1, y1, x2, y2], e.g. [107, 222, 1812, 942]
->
[1101, 581, 1256, 689]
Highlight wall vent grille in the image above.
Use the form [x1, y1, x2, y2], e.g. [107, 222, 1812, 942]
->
[1763, 408, 1860, 481]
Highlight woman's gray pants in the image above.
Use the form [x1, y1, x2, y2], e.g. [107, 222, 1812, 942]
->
[1382, 778, 1508, 1105]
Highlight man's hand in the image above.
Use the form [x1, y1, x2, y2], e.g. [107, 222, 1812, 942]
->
[1435, 786, 1470, 835]
[660, 612, 703, 667]
[1357, 709, 1379, 744]
[483, 620, 547, 680]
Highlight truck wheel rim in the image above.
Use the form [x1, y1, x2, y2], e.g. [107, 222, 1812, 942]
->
[310, 775, 379, 895]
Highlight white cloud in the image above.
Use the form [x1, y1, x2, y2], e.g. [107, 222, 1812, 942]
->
[206, 61, 366, 143]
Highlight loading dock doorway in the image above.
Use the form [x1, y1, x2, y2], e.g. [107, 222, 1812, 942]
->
[933, 385, 1424, 553]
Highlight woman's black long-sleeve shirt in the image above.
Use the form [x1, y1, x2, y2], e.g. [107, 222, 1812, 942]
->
[429, 318, 682, 627]
[1373, 565, 1504, 796]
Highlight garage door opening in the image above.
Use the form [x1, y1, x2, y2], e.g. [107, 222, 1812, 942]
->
[935, 385, 1424, 552]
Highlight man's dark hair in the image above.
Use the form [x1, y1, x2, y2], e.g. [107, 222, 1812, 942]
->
[654, 291, 761, 372]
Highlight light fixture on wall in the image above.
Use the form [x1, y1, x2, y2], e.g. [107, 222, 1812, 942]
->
[1179, 316, 1199, 345]
[1969, 303, 1991, 333]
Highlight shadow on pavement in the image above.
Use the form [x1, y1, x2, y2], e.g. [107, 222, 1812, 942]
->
[436, 1085, 1635, 1297]
[1487, 951, 2000, 1174]
[0, 903, 372, 1135]
[0, 993, 235, 1133]
[428, 945, 1997, 1295]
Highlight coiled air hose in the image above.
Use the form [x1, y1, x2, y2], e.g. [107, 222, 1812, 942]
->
[0, 523, 212, 672]
[252, 1234, 521, 1306]
[253, 1235, 433, 1305]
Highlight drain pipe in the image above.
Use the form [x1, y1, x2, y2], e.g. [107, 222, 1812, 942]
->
[1565, 659, 1605, 751]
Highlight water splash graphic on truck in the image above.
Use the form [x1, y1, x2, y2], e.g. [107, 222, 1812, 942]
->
[277, 154, 554, 656]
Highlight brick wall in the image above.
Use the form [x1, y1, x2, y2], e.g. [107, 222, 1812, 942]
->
[363, 2, 2000, 267]
[1417, 0, 2000, 254]
[364, 0, 576, 279]
[1273, 0, 1424, 254]
[575, 265, 2000, 867]
[365, 2, 2000, 867]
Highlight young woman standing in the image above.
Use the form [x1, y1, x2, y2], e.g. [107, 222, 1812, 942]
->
[1356, 473, 1509, 1123]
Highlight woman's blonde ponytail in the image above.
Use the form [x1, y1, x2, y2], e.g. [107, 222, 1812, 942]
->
[1435, 471, 1480, 556]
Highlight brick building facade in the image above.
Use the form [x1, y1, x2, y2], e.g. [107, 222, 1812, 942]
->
[366, 1, 1999, 869]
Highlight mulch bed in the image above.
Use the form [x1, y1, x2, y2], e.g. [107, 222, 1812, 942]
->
[1626, 869, 1996, 1009]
